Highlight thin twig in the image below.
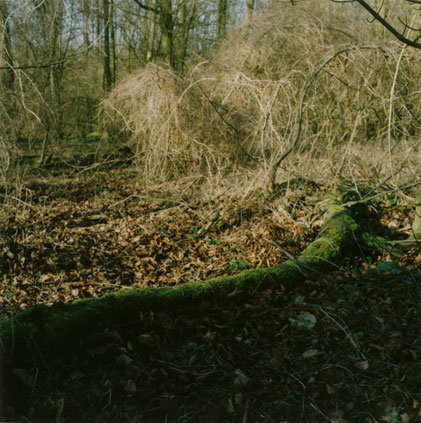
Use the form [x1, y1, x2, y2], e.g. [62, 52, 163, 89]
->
[269, 239, 318, 279]
[341, 180, 421, 207]
[269, 45, 386, 191]
[196, 82, 259, 163]
[109, 194, 189, 209]
[0, 193, 36, 209]
[320, 308, 368, 361]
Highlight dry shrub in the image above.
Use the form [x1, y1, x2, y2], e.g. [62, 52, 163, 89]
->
[199, 2, 421, 187]
[103, 1, 421, 188]
[102, 64, 215, 179]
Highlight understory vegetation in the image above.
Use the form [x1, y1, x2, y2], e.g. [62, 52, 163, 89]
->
[0, 1, 420, 422]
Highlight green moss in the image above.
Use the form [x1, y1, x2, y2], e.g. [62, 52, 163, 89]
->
[86, 131, 102, 141]
[0, 196, 362, 361]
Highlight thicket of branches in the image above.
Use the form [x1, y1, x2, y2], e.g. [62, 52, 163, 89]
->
[1, 0, 421, 191]
[102, 2, 421, 187]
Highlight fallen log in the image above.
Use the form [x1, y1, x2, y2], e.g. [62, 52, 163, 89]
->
[0, 196, 360, 361]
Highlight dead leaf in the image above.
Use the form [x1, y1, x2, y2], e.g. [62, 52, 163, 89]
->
[289, 313, 317, 329]
[56, 398, 65, 419]
[124, 379, 136, 396]
[234, 369, 249, 385]
[12, 368, 33, 386]
[116, 353, 133, 366]
[354, 361, 369, 370]
[302, 349, 321, 359]
[400, 413, 410, 423]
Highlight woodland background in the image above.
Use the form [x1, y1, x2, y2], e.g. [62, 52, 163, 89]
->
[0, 0, 420, 189]
[0, 0, 420, 422]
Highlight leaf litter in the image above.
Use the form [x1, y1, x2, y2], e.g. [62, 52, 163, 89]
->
[1, 173, 420, 422]
[0, 174, 319, 314]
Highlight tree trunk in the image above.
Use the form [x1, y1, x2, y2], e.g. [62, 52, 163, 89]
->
[39, 133, 50, 165]
[174, 0, 186, 71]
[103, 0, 112, 92]
[83, 0, 91, 57]
[0, 0, 14, 90]
[174, 0, 194, 72]
[243, 0, 254, 28]
[110, 0, 116, 86]
[217, 0, 227, 41]
[96, 0, 102, 52]
[48, 2, 64, 146]
[159, 0, 174, 65]
[146, 0, 158, 62]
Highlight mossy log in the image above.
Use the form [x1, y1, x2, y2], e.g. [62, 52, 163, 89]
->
[413, 185, 421, 238]
[0, 198, 360, 361]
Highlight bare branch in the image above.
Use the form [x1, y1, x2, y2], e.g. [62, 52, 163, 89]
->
[352, 0, 421, 48]
[132, 0, 159, 14]
[0, 59, 68, 71]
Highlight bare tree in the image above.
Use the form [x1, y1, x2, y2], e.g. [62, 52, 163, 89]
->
[103, 0, 113, 92]
[0, 0, 14, 90]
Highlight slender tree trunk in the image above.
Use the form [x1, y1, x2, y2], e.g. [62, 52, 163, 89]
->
[146, 0, 157, 62]
[159, 0, 174, 65]
[47, 1, 64, 155]
[83, 0, 90, 50]
[217, 0, 227, 41]
[39, 133, 50, 165]
[110, 0, 116, 85]
[176, 0, 196, 72]
[103, 0, 112, 92]
[174, 0, 186, 71]
[82, 0, 91, 58]
[126, 24, 134, 71]
[48, 4, 63, 107]
[96, 0, 102, 52]
[243, 0, 254, 28]
[0, 0, 14, 90]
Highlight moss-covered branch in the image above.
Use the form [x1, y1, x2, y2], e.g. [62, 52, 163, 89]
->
[0, 197, 360, 361]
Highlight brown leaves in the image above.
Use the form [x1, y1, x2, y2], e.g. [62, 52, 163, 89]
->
[1, 176, 319, 314]
[3, 176, 420, 422]
[4, 257, 420, 422]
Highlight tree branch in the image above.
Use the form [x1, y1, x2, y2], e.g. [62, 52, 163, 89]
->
[351, 0, 421, 49]
[132, 0, 159, 14]
[0, 59, 68, 71]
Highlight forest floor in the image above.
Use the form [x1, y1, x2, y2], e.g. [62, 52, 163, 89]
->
[1, 171, 420, 422]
